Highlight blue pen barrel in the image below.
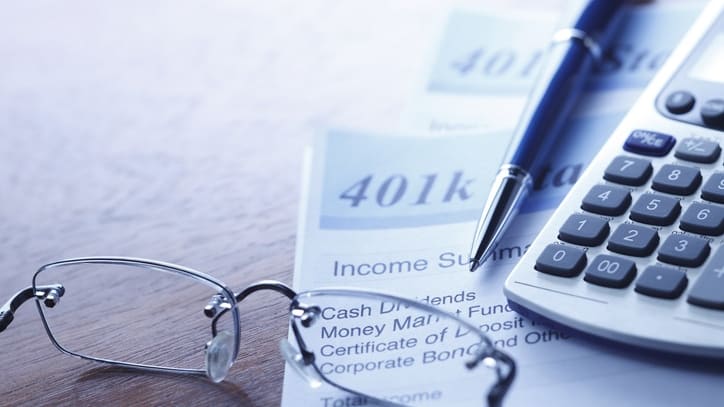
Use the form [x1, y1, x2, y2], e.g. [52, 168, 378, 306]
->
[574, 0, 626, 34]
[469, 0, 627, 270]
[505, 0, 625, 178]
[508, 40, 593, 177]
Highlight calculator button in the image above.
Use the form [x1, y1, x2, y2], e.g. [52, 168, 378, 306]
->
[679, 202, 724, 236]
[700, 99, 724, 128]
[687, 246, 724, 310]
[651, 164, 702, 195]
[629, 194, 681, 226]
[558, 214, 609, 246]
[535, 244, 587, 277]
[603, 156, 653, 186]
[674, 138, 721, 163]
[635, 266, 687, 299]
[658, 234, 710, 268]
[623, 130, 676, 157]
[581, 185, 631, 216]
[584, 254, 636, 288]
[607, 224, 659, 257]
[665, 91, 695, 115]
[702, 173, 724, 204]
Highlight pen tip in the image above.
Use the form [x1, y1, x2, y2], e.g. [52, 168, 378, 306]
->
[469, 259, 480, 272]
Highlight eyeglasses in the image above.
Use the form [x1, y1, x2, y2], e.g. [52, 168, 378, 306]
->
[0, 257, 515, 406]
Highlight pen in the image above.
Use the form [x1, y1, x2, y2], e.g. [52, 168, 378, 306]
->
[469, 0, 626, 271]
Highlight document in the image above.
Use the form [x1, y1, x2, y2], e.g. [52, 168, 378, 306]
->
[283, 133, 724, 406]
[282, 2, 724, 406]
[400, 1, 703, 135]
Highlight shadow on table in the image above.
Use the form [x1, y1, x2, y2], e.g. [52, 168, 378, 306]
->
[75, 365, 257, 406]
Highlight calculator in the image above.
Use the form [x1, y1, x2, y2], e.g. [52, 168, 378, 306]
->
[504, 0, 724, 357]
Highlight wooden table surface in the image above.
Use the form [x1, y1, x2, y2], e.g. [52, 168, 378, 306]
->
[0, 1, 547, 406]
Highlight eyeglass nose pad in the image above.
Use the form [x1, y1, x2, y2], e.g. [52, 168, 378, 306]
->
[205, 330, 235, 383]
[279, 339, 322, 389]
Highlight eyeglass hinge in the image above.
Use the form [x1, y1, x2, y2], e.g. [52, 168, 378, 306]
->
[204, 294, 232, 318]
[290, 301, 321, 328]
[34, 284, 66, 308]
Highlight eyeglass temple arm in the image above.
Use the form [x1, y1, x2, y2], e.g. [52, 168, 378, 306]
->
[0, 284, 65, 333]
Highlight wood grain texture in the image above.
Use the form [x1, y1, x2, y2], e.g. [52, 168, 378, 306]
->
[0, 1, 555, 406]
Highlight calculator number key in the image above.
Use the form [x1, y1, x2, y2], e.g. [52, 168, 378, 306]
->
[629, 194, 681, 226]
[635, 266, 687, 299]
[558, 214, 610, 247]
[651, 164, 702, 196]
[603, 156, 653, 186]
[701, 172, 724, 204]
[584, 255, 637, 288]
[658, 234, 710, 268]
[535, 244, 587, 277]
[679, 202, 724, 236]
[607, 224, 659, 257]
[581, 185, 631, 216]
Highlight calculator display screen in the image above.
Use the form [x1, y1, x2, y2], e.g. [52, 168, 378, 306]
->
[689, 32, 724, 83]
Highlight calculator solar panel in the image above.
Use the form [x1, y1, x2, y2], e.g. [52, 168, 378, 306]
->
[504, 0, 724, 357]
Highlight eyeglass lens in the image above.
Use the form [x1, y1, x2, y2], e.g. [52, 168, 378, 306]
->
[33, 261, 238, 371]
[289, 291, 499, 406]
